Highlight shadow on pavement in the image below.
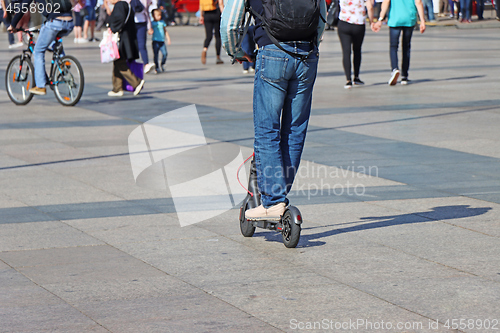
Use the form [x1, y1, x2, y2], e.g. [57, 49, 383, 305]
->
[255, 205, 492, 247]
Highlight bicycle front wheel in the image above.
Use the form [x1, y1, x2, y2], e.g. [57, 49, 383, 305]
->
[5, 55, 35, 105]
[53, 55, 84, 106]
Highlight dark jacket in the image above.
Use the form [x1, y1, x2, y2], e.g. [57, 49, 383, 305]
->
[108, 1, 139, 61]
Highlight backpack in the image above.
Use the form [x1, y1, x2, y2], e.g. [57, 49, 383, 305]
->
[130, 0, 145, 13]
[326, 0, 339, 28]
[248, 0, 324, 60]
[45, 0, 73, 13]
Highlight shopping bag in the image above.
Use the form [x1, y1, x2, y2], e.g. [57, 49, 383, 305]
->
[123, 60, 144, 92]
[99, 29, 120, 63]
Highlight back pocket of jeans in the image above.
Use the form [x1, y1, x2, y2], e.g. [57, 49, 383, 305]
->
[260, 55, 288, 83]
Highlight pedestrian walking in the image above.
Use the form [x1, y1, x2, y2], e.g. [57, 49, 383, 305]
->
[372, 0, 426, 85]
[96, 0, 109, 31]
[150, 8, 171, 74]
[337, 0, 374, 88]
[241, 24, 255, 74]
[107, 0, 145, 96]
[134, 0, 155, 74]
[73, 0, 87, 43]
[0, 0, 16, 47]
[200, 0, 224, 64]
[459, 0, 471, 22]
[83, 0, 99, 41]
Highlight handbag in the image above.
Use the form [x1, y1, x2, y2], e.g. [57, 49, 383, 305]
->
[99, 3, 131, 63]
[99, 29, 120, 63]
[79, 7, 88, 16]
[123, 60, 144, 91]
[327, 0, 340, 28]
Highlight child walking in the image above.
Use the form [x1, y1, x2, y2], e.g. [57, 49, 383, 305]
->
[150, 8, 171, 74]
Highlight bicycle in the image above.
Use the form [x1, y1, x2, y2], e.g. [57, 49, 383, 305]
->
[5, 27, 84, 106]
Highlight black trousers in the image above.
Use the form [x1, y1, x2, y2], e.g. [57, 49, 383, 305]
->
[203, 8, 221, 55]
[337, 20, 366, 81]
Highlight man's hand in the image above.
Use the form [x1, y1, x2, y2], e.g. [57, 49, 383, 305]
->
[235, 53, 254, 64]
[420, 22, 426, 33]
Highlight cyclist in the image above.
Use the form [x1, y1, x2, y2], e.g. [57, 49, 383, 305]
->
[8, 0, 74, 95]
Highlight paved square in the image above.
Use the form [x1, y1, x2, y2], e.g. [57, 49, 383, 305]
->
[0, 22, 499, 332]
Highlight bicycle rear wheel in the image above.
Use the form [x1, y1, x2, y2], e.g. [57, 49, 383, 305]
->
[53, 55, 84, 106]
[5, 55, 35, 105]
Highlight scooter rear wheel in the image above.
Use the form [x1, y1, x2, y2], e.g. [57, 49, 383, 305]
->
[239, 203, 255, 237]
[281, 210, 301, 248]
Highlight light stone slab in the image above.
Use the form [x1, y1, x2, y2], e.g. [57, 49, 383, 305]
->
[0, 222, 103, 252]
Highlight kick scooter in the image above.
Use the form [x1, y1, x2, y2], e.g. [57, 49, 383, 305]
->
[238, 157, 302, 248]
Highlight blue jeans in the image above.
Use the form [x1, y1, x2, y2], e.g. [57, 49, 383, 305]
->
[34, 19, 74, 88]
[136, 22, 149, 64]
[152, 41, 167, 70]
[476, 0, 484, 19]
[242, 26, 256, 70]
[460, 0, 472, 19]
[253, 42, 319, 208]
[423, 0, 436, 20]
[0, 9, 15, 44]
[448, 0, 455, 15]
[389, 26, 413, 79]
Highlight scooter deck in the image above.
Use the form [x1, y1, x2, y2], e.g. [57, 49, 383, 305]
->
[247, 219, 282, 231]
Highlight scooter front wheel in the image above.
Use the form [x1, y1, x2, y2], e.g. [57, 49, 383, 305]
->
[239, 203, 256, 237]
[281, 209, 301, 248]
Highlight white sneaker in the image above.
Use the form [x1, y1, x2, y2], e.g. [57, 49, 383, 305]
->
[245, 202, 286, 220]
[388, 69, 400, 86]
[108, 90, 124, 97]
[242, 69, 249, 74]
[144, 63, 154, 74]
[249, 67, 255, 73]
[74, 38, 79, 43]
[10, 42, 24, 48]
[134, 80, 145, 96]
[78, 38, 89, 43]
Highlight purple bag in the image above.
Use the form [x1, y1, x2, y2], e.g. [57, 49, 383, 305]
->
[123, 61, 144, 92]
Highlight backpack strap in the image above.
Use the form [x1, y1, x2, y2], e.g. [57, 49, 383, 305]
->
[248, 5, 315, 62]
[125, 2, 131, 25]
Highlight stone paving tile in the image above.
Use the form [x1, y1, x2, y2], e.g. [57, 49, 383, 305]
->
[0, 265, 107, 332]
[0, 222, 104, 252]
[212, 280, 456, 333]
[73, 292, 279, 333]
[65, 215, 216, 245]
[0, 304, 108, 333]
[0, 245, 166, 285]
[0, 153, 31, 169]
[1, 25, 499, 332]
[44, 275, 201, 305]
[355, 276, 500, 328]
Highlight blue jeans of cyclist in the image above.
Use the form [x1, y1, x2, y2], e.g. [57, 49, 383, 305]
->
[253, 42, 319, 208]
[34, 19, 74, 88]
